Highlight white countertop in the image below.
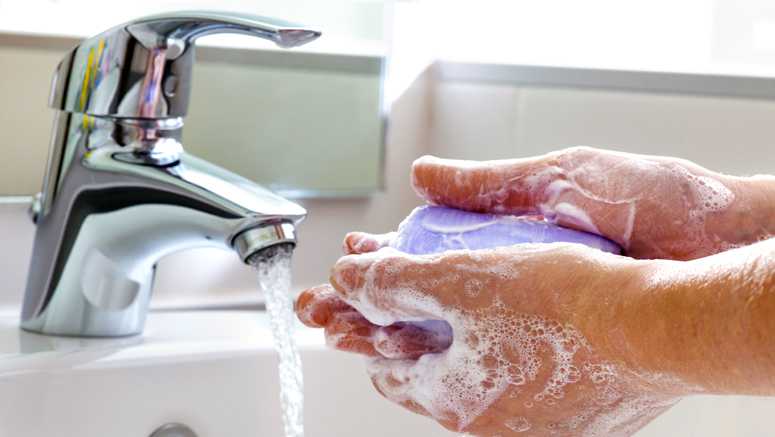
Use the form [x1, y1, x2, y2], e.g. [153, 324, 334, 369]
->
[0, 310, 325, 376]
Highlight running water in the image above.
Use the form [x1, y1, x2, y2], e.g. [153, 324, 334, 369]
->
[250, 244, 304, 437]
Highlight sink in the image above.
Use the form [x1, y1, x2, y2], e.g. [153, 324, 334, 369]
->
[0, 308, 773, 436]
[0, 310, 452, 437]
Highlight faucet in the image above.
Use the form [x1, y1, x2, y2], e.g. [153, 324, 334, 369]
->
[21, 11, 320, 337]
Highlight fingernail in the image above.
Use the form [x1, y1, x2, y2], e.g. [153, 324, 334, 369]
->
[343, 232, 367, 254]
[295, 287, 326, 327]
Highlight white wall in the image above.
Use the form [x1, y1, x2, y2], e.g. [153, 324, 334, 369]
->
[428, 75, 775, 176]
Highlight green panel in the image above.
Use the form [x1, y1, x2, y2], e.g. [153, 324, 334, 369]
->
[186, 51, 384, 196]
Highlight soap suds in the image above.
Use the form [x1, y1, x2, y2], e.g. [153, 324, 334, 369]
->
[549, 202, 601, 235]
[505, 417, 531, 432]
[363, 295, 682, 434]
[334, 246, 694, 435]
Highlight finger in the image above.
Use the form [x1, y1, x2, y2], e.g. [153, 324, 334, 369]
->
[373, 321, 453, 360]
[367, 356, 460, 430]
[368, 358, 433, 417]
[343, 232, 396, 255]
[325, 310, 451, 359]
[330, 249, 470, 324]
[325, 309, 381, 357]
[297, 284, 453, 358]
[295, 284, 352, 328]
[370, 372, 434, 419]
[411, 154, 560, 214]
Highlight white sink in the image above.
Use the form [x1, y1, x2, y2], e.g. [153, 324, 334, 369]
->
[0, 309, 773, 436]
[0, 310, 452, 437]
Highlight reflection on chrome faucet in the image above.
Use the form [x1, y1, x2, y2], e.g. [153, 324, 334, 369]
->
[22, 11, 320, 337]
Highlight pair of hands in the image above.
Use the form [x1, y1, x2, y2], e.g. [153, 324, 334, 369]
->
[295, 147, 774, 436]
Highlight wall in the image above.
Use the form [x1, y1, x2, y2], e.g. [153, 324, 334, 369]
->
[428, 68, 775, 176]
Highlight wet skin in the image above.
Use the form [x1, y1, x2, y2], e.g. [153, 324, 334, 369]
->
[295, 147, 775, 436]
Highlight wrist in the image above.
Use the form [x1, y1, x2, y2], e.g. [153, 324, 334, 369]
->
[573, 255, 688, 392]
[618, 242, 775, 395]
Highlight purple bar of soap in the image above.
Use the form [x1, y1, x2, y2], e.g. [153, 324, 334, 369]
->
[390, 206, 621, 255]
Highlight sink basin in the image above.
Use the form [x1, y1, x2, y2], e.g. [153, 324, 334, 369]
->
[0, 310, 452, 437]
[0, 308, 772, 436]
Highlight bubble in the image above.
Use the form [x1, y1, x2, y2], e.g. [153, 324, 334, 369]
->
[694, 176, 734, 213]
[464, 279, 482, 298]
[505, 417, 531, 432]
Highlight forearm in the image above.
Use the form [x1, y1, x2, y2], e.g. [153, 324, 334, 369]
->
[609, 238, 775, 395]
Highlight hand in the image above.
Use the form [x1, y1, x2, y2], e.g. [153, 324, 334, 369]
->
[295, 148, 775, 436]
[297, 243, 692, 436]
[411, 147, 772, 260]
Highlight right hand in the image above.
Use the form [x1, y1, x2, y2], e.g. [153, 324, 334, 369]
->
[404, 146, 770, 260]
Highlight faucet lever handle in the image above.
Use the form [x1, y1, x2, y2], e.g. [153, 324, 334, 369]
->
[50, 10, 321, 119]
[127, 11, 322, 53]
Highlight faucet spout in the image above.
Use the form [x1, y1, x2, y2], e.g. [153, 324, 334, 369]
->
[22, 114, 306, 337]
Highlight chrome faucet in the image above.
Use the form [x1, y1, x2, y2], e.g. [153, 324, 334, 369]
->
[21, 11, 320, 337]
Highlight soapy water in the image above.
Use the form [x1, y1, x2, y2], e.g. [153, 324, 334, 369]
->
[250, 245, 304, 437]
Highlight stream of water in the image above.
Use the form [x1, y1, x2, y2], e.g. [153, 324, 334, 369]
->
[251, 244, 304, 437]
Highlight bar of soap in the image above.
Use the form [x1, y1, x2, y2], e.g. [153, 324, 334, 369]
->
[390, 206, 621, 255]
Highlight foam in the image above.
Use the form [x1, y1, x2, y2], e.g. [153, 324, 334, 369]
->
[364, 297, 594, 431]
[550, 202, 601, 235]
[332, 248, 442, 326]
[621, 203, 637, 251]
[579, 393, 677, 436]
[665, 164, 737, 255]
[695, 176, 734, 212]
[421, 218, 500, 234]
[505, 417, 531, 432]
[463, 279, 483, 298]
